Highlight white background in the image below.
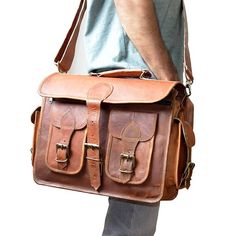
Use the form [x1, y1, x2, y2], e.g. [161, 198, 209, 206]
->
[0, 0, 235, 235]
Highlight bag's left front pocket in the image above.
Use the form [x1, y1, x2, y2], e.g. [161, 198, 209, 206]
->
[45, 100, 87, 175]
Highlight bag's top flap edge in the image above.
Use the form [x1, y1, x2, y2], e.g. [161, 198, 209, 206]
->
[39, 73, 185, 103]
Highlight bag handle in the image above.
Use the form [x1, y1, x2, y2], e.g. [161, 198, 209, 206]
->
[90, 69, 152, 79]
[54, 0, 194, 85]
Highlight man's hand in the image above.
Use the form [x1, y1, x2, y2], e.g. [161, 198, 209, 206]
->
[114, 0, 179, 81]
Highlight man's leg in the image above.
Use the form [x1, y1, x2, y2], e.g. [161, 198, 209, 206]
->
[102, 197, 160, 236]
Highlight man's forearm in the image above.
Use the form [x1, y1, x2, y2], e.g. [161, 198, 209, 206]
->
[114, 0, 179, 81]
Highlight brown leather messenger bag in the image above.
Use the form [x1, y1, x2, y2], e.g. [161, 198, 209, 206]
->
[31, 0, 195, 203]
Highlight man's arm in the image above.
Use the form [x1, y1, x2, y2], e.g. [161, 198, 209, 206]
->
[114, 0, 179, 81]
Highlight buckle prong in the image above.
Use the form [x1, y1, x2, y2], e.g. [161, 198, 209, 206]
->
[55, 143, 70, 163]
[119, 152, 135, 174]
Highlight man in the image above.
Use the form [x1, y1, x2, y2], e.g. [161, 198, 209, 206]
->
[84, 0, 184, 235]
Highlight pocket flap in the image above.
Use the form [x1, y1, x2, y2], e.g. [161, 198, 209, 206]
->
[109, 110, 157, 141]
[50, 101, 87, 130]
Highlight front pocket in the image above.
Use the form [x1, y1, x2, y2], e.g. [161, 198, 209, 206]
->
[45, 100, 87, 175]
[105, 109, 158, 184]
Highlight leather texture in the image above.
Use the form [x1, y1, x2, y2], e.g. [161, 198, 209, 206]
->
[31, 73, 195, 203]
[39, 73, 183, 103]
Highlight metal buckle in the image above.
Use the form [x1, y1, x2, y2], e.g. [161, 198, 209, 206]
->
[55, 143, 70, 163]
[84, 143, 100, 149]
[186, 82, 192, 97]
[184, 64, 193, 97]
[119, 152, 135, 174]
[179, 162, 195, 189]
[85, 143, 102, 175]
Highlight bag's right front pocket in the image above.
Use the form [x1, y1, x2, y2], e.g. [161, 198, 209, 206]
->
[105, 109, 158, 184]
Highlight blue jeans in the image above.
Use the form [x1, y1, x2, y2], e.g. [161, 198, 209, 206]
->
[102, 197, 160, 236]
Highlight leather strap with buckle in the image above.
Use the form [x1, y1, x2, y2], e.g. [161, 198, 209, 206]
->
[119, 121, 141, 183]
[54, 109, 75, 170]
[86, 83, 113, 190]
[179, 161, 195, 189]
[55, 143, 70, 169]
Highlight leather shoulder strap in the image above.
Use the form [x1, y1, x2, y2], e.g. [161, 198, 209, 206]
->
[182, 1, 194, 84]
[54, 0, 87, 73]
[54, 0, 194, 84]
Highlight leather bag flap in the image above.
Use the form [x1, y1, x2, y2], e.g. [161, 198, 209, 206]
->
[50, 101, 87, 130]
[39, 73, 186, 104]
[109, 110, 157, 141]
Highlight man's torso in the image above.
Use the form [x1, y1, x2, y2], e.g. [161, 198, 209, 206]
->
[84, 0, 184, 80]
